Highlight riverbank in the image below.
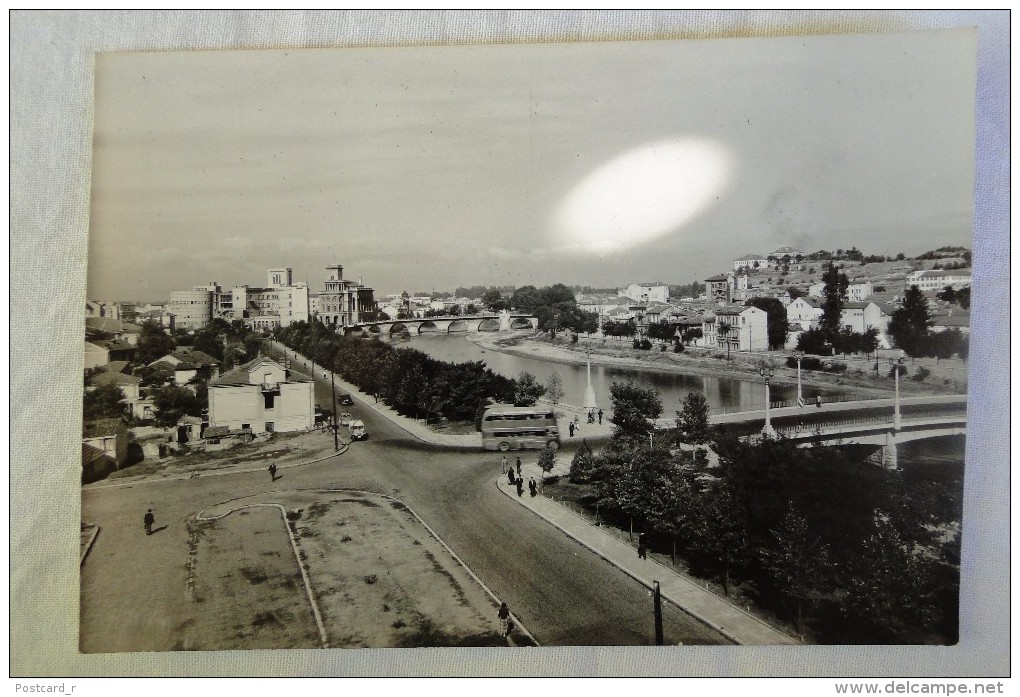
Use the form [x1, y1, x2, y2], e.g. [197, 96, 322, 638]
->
[468, 331, 968, 400]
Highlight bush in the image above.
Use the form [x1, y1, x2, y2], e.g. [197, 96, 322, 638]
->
[673, 342, 685, 354]
[912, 366, 931, 382]
[787, 356, 824, 371]
[571, 333, 579, 344]
[638, 339, 653, 351]
[823, 362, 847, 374]
[632, 339, 641, 349]
[659, 343, 668, 352]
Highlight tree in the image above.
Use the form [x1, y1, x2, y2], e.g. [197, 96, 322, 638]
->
[83, 384, 126, 421]
[151, 385, 204, 427]
[135, 320, 176, 365]
[763, 505, 831, 636]
[513, 371, 547, 407]
[608, 381, 662, 440]
[537, 445, 556, 482]
[745, 297, 788, 350]
[481, 287, 505, 311]
[545, 373, 565, 412]
[676, 392, 710, 444]
[887, 285, 933, 358]
[819, 263, 849, 342]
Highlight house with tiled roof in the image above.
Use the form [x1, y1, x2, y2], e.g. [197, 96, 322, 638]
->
[82, 418, 128, 477]
[839, 302, 893, 349]
[767, 246, 804, 263]
[86, 371, 154, 420]
[208, 356, 314, 434]
[149, 348, 221, 386]
[787, 297, 824, 331]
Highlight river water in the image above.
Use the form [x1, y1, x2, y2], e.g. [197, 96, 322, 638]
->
[404, 334, 965, 475]
[405, 334, 837, 414]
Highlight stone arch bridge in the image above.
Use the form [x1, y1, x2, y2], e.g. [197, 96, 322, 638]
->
[345, 313, 538, 338]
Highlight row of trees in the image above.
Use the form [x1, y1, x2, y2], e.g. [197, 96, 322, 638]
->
[274, 321, 517, 422]
[565, 384, 960, 643]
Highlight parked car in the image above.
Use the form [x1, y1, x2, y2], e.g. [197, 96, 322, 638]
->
[349, 420, 368, 441]
[339, 393, 354, 406]
[339, 412, 353, 426]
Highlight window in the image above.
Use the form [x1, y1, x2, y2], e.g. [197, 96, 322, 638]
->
[264, 392, 275, 409]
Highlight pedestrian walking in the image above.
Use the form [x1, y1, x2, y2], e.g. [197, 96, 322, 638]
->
[816, 395, 822, 408]
[569, 421, 575, 438]
[516, 478, 524, 497]
[598, 409, 603, 425]
[507, 469, 516, 486]
[268, 463, 277, 481]
[637, 532, 648, 559]
[498, 602, 510, 637]
[515, 457, 522, 477]
[528, 477, 537, 497]
[143, 509, 155, 536]
[501, 455, 508, 474]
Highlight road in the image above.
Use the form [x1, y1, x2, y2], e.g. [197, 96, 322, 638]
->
[80, 368, 730, 650]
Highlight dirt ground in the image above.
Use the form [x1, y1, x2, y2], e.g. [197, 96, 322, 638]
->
[179, 490, 519, 650]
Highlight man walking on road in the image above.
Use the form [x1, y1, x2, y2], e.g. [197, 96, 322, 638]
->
[498, 602, 510, 637]
[598, 409, 603, 425]
[501, 455, 508, 474]
[637, 532, 648, 559]
[268, 463, 277, 481]
[515, 457, 522, 478]
[143, 509, 155, 536]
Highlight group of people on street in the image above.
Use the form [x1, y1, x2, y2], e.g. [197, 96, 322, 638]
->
[502, 455, 538, 498]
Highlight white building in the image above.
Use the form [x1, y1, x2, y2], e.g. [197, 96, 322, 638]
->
[767, 246, 804, 264]
[619, 283, 669, 304]
[733, 253, 768, 271]
[701, 305, 768, 352]
[316, 264, 377, 329]
[905, 269, 973, 292]
[786, 296, 824, 330]
[839, 302, 893, 349]
[168, 289, 214, 329]
[808, 280, 874, 303]
[208, 356, 315, 434]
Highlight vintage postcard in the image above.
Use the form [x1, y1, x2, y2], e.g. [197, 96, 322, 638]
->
[64, 24, 994, 674]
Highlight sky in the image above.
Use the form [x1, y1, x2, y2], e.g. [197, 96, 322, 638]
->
[87, 29, 977, 302]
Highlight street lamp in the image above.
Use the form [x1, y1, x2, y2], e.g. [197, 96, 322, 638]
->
[791, 351, 804, 407]
[760, 366, 776, 437]
[890, 354, 904, 430]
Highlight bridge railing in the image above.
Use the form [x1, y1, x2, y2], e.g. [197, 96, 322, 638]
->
[775, 410, 966, 436]
[709, 393, 874, 416]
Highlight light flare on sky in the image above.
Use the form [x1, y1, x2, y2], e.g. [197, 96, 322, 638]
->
[554, 138, 732, 253]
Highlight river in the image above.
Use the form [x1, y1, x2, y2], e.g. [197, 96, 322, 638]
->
[405, 334, 837, 414]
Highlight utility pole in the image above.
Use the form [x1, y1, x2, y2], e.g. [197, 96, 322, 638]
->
[652, 581, 664, 646]
[331, 369, 339, 451]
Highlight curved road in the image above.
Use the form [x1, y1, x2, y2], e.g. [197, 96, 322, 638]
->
[80, 372, 730, 651]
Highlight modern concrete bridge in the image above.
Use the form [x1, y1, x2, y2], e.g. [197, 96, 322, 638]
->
[345, 312, 538, 338]
[703, 395, 968, 468]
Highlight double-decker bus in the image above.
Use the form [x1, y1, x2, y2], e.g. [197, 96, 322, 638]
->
[480, 405, 560, 452]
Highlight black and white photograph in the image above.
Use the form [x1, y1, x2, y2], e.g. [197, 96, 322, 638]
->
[10, 11, 1009, 680]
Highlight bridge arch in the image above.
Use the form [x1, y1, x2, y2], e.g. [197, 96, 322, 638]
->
[477, 318, 500, 332]
[447, 320, 469, 333]
[367, 325, 381, 335]
[418, 321, 441, 335]
[389, 323, 411, 337]
[509, 317, 533, 330]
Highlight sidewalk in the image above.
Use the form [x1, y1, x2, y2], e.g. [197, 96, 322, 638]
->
[497, 458, 800, 646]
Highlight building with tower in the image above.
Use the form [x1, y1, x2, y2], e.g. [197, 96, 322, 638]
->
[315, 264, 377, 329]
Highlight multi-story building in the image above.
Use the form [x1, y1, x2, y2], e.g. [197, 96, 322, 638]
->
[167, 289, 214, 329]
[839, 301, 893, 349]
[315, 264, 377, 329]
[767, 246, 804, 264]
[705, 273, 732, 305]
[701, 305, 768, 352]
[905, 269, 972, 292]
[733, 253, 767, 271]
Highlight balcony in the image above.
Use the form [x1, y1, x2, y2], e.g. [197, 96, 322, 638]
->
[260, 381, 280, 393]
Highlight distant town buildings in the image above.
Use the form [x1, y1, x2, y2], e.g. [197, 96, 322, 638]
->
[905, 269, 972, 292]
[163, 265, 376, 332]
[618, 283, 669, 304]
[733, 253, 768, 271]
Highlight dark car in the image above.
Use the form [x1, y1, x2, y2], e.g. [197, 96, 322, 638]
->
[339, 393, 354, 406]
